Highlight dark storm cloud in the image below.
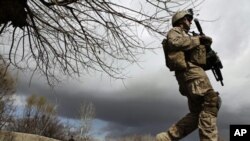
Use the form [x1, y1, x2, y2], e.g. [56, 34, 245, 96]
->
[15, 69, 189, 134]
[16, 69, 183, 119]
[16, 69, 250, 141]
[17, 69, 187, 123]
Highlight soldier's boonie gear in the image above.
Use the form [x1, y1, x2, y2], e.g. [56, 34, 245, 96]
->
[172, 10, 193, 27]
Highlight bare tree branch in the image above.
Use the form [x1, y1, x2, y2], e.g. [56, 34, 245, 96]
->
[0, 0, 204, 85]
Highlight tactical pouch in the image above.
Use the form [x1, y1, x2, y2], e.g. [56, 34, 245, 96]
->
[162, 39, 187, 71]
[188, 45, 206, 66]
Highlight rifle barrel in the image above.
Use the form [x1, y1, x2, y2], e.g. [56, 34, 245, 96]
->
[194, 18, 204, 35]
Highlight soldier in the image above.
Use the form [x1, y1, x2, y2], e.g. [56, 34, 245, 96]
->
[156, 10, 221, 141]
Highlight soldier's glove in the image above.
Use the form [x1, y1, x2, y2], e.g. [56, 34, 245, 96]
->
[200, 35, 212, 46]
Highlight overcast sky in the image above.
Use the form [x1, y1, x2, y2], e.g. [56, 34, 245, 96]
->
[12, 0, 250, 140]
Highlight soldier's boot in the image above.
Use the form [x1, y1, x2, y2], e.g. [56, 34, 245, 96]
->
[156, 132, 172, 141]
[199, 91, 221, 141]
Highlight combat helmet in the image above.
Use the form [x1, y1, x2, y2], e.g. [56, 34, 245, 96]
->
[172, 9, 193, 27]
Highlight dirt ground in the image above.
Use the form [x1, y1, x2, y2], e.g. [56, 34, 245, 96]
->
[0, 131, 60, 141]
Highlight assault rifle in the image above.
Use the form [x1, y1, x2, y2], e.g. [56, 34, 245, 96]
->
[193, 18, 224, 86]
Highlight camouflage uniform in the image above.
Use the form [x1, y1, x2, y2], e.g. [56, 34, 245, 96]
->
[157, 11, 220, 141]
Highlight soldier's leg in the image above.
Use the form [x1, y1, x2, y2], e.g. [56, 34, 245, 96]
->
[198, 90, 221, 141]
[156, 96, 202, 141]
[156, 112, 199, 141]
[184, 74, 220, 141]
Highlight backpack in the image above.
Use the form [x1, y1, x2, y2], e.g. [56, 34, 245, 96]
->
[162, 38, 187, 71]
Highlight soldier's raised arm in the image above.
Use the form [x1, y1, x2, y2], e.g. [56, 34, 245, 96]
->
[167, 27, 200, 51]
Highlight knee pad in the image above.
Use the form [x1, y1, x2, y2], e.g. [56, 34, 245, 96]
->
[203, 91, 221, 116]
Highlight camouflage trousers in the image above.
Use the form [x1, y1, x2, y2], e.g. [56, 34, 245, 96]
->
[156, 111, 218, 141]
[156, 74, 220, 141]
